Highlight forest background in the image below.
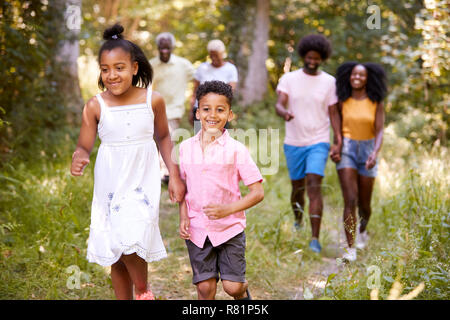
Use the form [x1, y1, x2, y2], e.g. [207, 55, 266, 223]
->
[0, 0, 448, 300]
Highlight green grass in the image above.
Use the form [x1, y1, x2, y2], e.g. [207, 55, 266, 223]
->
[0, 102, 448, 299]
[0, 129, 114, 299]
[325, 142, 449, 300]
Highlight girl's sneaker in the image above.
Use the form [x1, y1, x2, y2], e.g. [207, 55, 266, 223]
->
[356, 230, 370, 249]
[136, 290, 155, 300]
[342, 247, 357, 262]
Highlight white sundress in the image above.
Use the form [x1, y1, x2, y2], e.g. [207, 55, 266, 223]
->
[86, 87, 167, 267]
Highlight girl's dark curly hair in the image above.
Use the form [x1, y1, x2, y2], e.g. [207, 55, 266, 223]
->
[98, 23, 153, 90]
[297, 34, 332, 60]
[196, 80, 233, 106]
[336, 62, 387, 103]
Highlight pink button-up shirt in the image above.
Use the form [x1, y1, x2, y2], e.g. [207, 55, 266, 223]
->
[179, 129, 263, 248]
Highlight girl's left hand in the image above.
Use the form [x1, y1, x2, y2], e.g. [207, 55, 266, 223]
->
[203, 204, 230, 220]
[168, 176, 186, 203]
[365, 152, 377, 170]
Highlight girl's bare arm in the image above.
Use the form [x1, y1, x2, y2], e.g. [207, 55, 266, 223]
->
[71, 98, 99, 176]
[366, 102, 385, 169]
[152, 91, 185, 202]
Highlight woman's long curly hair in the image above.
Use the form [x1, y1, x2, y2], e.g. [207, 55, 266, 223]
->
[336, 62, 387, 103]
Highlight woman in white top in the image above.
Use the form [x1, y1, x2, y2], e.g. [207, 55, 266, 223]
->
[189, 39, 238, 126]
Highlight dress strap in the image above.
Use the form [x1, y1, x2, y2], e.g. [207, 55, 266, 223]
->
[95, 93, 108, 129]
[146, 87, 153, 113]
[96, 93, 107, 112]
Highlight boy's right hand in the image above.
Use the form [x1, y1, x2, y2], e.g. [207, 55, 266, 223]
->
[71, 150, 90, 176]
[179, 216, 190, 240]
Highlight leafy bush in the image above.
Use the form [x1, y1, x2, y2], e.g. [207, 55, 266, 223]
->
[0, 2, 69, 163]
[326, 140, 449, 300]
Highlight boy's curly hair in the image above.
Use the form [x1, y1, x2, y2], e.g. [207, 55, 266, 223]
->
[336, 62, 387, 103]
[196, 80, 233, 106]
[297, 34, 332, 60]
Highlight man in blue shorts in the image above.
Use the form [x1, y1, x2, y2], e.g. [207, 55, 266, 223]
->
[275, 34, 339, 253]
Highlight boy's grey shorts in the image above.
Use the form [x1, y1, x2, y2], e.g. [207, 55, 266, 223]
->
[185, 231, 246, 284]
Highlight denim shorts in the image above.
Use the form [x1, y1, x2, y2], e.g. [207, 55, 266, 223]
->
[336, 137, 378, 177]
[185, 232, 246, 284]
[283, 142, 330, 180]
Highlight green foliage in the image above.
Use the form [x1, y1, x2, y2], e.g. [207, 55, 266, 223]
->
[324, 144, 449, 300]
[77, 0, 448, 146]
[2, 0, 449, 163]
[0, 128, 113, 299]
[80, 0, 230, 66]
[0, 1, 69, 163]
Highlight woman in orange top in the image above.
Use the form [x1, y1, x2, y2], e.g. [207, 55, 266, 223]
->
[329, 62, 387, 262]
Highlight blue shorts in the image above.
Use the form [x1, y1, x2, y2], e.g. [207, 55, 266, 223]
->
[336, 137, 378, 177]
[284, 142, 330, 180]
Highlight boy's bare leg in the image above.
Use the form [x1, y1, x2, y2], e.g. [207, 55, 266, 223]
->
[222, 280, 248, 299]
[196, 278, 217, 300]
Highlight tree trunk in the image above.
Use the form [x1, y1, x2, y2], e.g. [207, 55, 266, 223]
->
[228, 0, 269, 107]
[55, 0, 84, 121]
[240, 0, 269, 106]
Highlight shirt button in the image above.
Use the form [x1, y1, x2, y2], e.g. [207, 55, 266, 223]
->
[126, 136, 130, 139]
[127, 122, 130, 126]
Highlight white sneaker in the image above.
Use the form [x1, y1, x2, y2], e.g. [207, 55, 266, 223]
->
[356, 231, 369, 249]
[342, 247, 357, 262]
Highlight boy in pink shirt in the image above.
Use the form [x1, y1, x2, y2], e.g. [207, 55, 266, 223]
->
[178, 81, 264, 300]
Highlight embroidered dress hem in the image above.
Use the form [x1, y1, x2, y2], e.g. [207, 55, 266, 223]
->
[87, 246, 167, 267]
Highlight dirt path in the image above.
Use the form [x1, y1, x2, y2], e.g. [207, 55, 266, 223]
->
[147, 192, 349, 300]
[291, 227, 347, 300]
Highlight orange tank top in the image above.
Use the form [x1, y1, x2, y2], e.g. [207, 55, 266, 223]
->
[342, 97, 377, 140]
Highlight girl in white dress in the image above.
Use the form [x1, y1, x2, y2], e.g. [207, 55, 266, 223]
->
[70, 24, 185, 300]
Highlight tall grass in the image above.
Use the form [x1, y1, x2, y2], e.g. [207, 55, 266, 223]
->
[325, 127, 449, 300]
[0, 128, 114, 299]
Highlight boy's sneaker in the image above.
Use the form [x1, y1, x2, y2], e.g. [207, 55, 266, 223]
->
[342, 247, 357, 262]
[356, 230, 369, 249]
[309, 239, 322, 253]
[293, 221, 302, 232]
[239, 288, 252, 300]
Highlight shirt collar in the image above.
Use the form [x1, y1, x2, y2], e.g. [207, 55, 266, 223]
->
[194, 128, 228, 146]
